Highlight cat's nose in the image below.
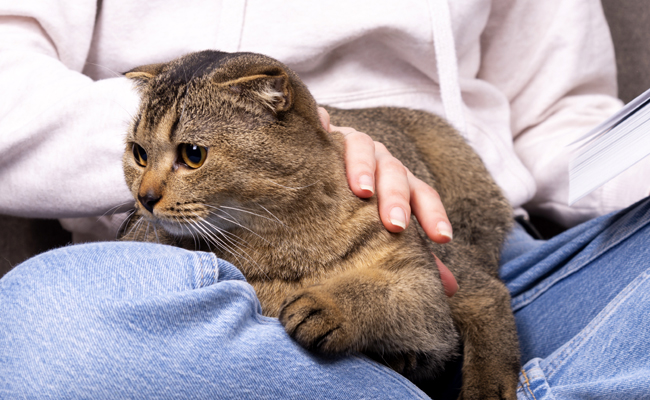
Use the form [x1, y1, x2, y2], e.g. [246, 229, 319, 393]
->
[138, 191, 162, 214]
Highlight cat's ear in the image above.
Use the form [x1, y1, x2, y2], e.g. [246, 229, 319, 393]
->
[124, 63, 166, 86]
[226, 70, 293, 114]
[252, 72, 293, 113]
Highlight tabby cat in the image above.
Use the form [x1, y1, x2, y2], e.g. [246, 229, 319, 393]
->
[121, 50, 520, 399]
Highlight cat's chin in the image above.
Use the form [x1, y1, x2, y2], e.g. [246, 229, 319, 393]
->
[156, 217, 232, 239]
[157, 220, 195, 238]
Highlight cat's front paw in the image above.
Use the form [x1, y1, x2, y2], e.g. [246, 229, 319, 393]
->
[278, 287, 354, 354]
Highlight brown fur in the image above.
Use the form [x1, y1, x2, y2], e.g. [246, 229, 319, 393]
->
[121, 50, 520, 399]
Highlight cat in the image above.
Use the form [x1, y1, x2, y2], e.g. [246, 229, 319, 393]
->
[121, 50, 520, 399]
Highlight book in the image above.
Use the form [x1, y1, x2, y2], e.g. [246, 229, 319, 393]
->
[569, 87, 650, 204]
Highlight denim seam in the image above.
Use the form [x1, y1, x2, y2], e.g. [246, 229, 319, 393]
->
[542, 269, 650, 379]
[198, 253, 206, 288]
[571, 205, 650, 272]
[512, 205, 650, 311]
[209, 253, 219, 284]
[519, 369, 538, 400]
[194, 253, 220, 289]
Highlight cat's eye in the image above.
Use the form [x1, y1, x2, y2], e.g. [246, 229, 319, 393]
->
[180, 143, 208, 169]
[132, 143, 148, 167]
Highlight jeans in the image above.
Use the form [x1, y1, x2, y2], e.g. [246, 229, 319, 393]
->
[502, 198, 650, 399]
[2, 199, 650, 399]
[0, 243, 427, 399]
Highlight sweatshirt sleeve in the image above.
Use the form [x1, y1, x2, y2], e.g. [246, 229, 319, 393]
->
[0, 3, 140, 219]
[478, 0, 649, 227]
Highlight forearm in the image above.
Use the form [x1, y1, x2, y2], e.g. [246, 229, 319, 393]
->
[0, 17, 139, 218]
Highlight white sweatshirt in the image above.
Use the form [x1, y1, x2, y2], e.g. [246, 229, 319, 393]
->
[1, 0, 647, 240]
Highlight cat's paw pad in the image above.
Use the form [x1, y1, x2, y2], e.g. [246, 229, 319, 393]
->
[278, 288, 352, 354]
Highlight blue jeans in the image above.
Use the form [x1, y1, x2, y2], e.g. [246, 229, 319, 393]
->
[501, 198, 650, 399]
[0, 243, 427, 399]
[2, 199, 650, 399]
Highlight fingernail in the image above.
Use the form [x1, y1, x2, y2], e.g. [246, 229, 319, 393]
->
[359, 175, 374, 193]
[389, 207, 406, 229]
[437, 221, 453, 240]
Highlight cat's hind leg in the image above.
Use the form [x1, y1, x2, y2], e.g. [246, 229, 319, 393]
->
[449, 271, 520, 400]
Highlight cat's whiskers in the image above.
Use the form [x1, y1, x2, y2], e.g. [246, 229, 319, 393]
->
[210, 205, 278, 223]
[153, 224, 161, 244]
[177, 209, 229, 251]
[116, 209, 137, 240]
[136, 219, 147, 240]
[194, 224, 215, 254]
[206, 209, 270, 245]
[189, 216, 262, 275]
[143, 221, 152, 242]
[197, 218, 271, 281]
[99, 200, 134, 220]
[198, 217, 251, 249]
[193, 219, 249, 267]
[199, 218, 253, 253]
[255, 203, 287, 227]
[182, 209, 244, 250]
[135, 219, 148, 241]
[177, 215, 199, 250]
[125, 215, 145, 240]
[203, 203, 287, 233]
[176, 208, 270, 280]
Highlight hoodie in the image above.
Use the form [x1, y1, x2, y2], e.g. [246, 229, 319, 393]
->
[0, 0, 644, 240]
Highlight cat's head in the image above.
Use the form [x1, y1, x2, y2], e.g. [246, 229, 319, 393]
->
[122, 51, 344, 237]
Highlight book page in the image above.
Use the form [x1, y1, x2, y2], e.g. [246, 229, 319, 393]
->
[568, 89, 650, 204]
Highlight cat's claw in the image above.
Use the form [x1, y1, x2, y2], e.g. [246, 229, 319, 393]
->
[278, 289, 353, 354]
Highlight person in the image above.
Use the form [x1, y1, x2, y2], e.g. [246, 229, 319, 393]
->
[1, 0, 649, 398]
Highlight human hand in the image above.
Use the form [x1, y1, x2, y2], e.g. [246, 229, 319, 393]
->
[318, 107, 458, 296]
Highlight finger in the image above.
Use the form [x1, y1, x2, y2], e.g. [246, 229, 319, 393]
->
[434, 254, 458, 297]
[317, 107, 330, 131]
[407, 170, 453, 244]
[374, 142, 411, 232]
[336, 124, 377, 198]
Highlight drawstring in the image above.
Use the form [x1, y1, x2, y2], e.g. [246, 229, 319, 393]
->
[430, 0, 467, 138]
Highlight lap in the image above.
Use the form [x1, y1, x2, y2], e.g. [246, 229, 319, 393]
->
[500, 198, 650, 399]
[0, 241, 426, 399]
[517, 270, 650, 399]
[4, 197, 650, 399]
